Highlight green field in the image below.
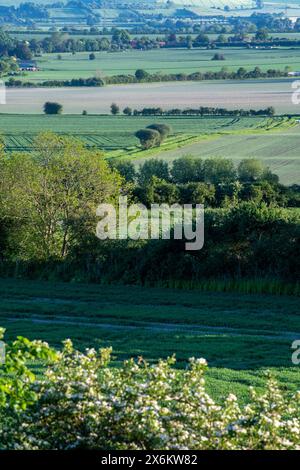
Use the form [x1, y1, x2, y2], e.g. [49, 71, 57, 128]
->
[18, 47, 300, 83]
[1, 279, 299, 404]
[1, 114, 298, 184]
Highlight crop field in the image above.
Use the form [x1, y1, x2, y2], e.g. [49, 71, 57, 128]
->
[134, 122, 300, 185]
[1, 114, 298, 183]
[1, 115, 246, 151]
[0, 279, 299, 404]
[18, 47, 300, 83]
[4, 79, 298, 114]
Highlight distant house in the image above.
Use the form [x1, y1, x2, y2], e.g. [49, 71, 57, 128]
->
[18, 60, 39, 72]
[288, 71, 300, 77]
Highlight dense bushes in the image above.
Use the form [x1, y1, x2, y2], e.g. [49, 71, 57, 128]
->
[121, 157, 297, 209]
[1, 335, 299, 450]
[0, 134, 298, 285]
[72, 204, 299, 285]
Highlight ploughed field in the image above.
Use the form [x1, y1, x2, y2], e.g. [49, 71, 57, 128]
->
[3, 78, 299, 114]
[0, 279, 299, 404]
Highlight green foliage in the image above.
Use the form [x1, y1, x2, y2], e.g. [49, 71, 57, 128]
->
[123, 106, 133, 116]
[0, 132, 122, 260]
[111, 103, 120, 115]
[0, 329, 56, 414]
[135, 69, 149, 81]
[135, 128, 161, 149]
[238, 158, 265, 182]
[43, 101, 63, 115]
[110, 160, 136, 183]
[1, 338, 299, 450]
[138, 159, 170, 186]
[204, 157, 237, 184]
[171, 156, 204, 184]
[146, 123, 172, 143]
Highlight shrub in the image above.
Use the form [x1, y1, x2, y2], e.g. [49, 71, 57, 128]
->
[135, 69, 149, 81]
[1, 337, 299, 450]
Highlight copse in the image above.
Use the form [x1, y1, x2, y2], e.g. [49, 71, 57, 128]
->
[43, 102, 63, 115]
[135, 128, 161, 150]
[146, 123, 172, 143]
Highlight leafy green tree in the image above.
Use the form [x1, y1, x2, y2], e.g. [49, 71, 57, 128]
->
[112, 29, 131, 44]
[172, 156, 204, 184]
[111, 160, 136, 183]
[255, 28, 269, 41]
[43, 102, 63, 115]
[179, 182, 216, 205]
[0, 133, 122, 259]
[135, 69, 149, 81]
[123, 107, 133, 116]
[238, 159, 265, 182]
[240, 184, 264, 203]
[204, 158, 237, 184]
[138, 159, 170, 186]
[149, 176, 180, 205]
[111, 103, 120, 115]
[146, 123, 172, 143]
[135, 129, 161, 149]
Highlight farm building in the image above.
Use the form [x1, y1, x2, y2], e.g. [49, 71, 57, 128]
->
[18, 61, 39, 72]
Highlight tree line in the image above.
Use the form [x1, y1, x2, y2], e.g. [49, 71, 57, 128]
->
[111, 157, 300, 209]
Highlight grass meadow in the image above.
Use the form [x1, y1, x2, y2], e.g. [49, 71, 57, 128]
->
[0, 279, 299, 404]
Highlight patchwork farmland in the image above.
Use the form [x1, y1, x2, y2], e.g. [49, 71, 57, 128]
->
[1, 114, 299, 183]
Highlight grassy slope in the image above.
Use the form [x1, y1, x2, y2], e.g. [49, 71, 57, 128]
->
[0, 279, 299, 404]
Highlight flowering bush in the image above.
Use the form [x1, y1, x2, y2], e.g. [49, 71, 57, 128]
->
[0, 333, 299, 450]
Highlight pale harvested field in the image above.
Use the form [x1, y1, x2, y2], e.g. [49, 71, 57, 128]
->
[2, 78, 299, 114]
